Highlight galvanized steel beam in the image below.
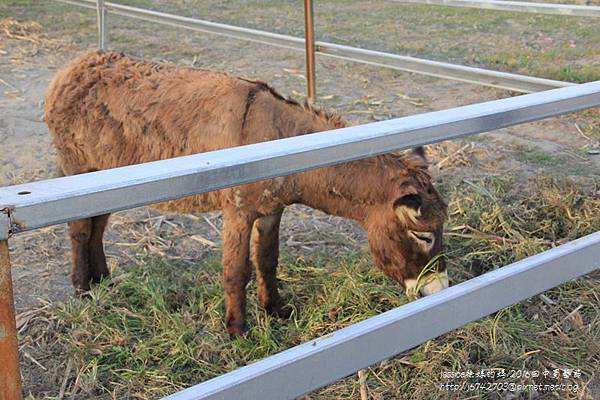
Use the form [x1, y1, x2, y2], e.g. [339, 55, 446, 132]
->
[96, 0, 107, 50]
[315, 42, 573, 93]
[1, 81, 600, 233]
[0, 213, 8, 242]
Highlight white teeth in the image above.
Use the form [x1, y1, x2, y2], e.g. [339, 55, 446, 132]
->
[404, 278, 419, 294]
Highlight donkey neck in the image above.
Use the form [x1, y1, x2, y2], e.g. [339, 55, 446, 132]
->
[292, 159, 392, 224]
[275, 101, 388, 223]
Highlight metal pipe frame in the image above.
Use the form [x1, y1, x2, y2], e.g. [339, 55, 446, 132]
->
[303, 0, 317, 101]
[314, 42, 572, 93]
[0, 213, 22, 400]
[2, 81, 600, 235]
[165, 231, 600, 400]
[394, 0, 600, 18]
[53, 0, 572, 93]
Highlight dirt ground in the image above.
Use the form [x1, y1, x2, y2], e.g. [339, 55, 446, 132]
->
[1, 1, 600, 398]
[0, 0, 600, 311]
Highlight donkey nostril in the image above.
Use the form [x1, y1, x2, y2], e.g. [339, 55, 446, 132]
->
[414, 233, 432, 243]
[410, 231, 434, 244]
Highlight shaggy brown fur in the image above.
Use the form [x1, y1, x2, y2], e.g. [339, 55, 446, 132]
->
[45, 51, 448, 335]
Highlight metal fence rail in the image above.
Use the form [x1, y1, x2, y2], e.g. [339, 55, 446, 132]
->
[1, 2, 600, 399]
[394, 0, 600, 18]
[3, 81, 600, 236]
[53, 0, 573, 93]
[165, 231, 600, 400]
[1, 80, 600, 399]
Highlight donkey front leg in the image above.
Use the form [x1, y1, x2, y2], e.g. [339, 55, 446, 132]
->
[221, 208, 256, 336]
[251, 211, 290, 318]
[68, 214, 111, 293]
[68, 218, 93, 292]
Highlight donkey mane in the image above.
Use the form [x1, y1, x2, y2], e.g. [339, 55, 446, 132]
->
[300, 99, 346, 129]
[237, 76, 346, 130]
[237, 78, 428, 188]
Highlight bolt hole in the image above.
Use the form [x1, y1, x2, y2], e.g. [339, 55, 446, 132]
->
[17, 191, 31, 195]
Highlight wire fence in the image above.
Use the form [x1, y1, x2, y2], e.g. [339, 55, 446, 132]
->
[394, 0, 600, 18]
[1, 1, 599, 399]
[56, 0, 576, 94]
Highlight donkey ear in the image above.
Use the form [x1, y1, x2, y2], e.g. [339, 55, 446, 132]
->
[394, 193, 422, 210]
[394, 192, 423, 224]
[412, 146, 427, 161]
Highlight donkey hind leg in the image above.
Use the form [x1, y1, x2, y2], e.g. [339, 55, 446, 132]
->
[222, 208, 256, 336]
[68, 214, 111, 293]
[251, 210, 290, 318]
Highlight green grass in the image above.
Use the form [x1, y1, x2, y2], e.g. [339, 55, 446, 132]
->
[21, 174, 600, 399]
[513, 147, 565, 168]
[510, 144, 591, 175]
[443, 175, 600, 272]
[556, 65, 600, 83]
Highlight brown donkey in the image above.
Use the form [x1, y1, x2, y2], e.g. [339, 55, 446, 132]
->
[45, 51, 448, 335]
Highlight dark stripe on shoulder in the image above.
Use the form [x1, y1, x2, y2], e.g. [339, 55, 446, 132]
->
[240, 83, 269, 140]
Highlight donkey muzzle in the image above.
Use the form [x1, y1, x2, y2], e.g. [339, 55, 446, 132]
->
[405, 270, 449, 297]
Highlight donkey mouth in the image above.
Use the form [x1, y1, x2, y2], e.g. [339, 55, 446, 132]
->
[419, 270, 449, 296]
[405, 270, 449, 297]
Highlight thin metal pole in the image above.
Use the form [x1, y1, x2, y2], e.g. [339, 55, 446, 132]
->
[303, 0, 316, 102]
[96, 0, 107, 49]
[0, 239, 22, 400]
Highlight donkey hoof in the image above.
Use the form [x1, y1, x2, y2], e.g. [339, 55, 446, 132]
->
[74, 287, 92, 299]
[274, 305, 292, 319]
[91, 271, 111, 284]
[266, 300, 292, 319]
[226, 319, 248, 337]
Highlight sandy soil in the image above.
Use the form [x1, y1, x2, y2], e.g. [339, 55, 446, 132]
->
[0, 11, 598, 313]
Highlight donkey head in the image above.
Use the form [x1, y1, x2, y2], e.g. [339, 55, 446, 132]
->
[364, 148, 448, 297]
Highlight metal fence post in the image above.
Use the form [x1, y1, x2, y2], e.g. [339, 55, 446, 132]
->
[96, 0, 107, 50]
[303, 0, 316, 102]
[0, 214, 22, 400]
